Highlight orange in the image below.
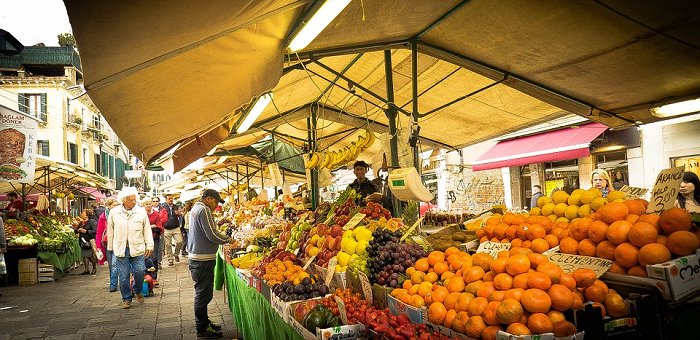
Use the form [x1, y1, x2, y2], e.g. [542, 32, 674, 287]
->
[506, 323, 532, 336]
[465, 281, 484, 295]
[444, 246, 461, 258]
[666, 230, 700, 256]
[452, 311, 469, 333]
[614, 243, 639, 268]
[509, 247, 533, 256]
[410, 295, 426, 308]
[415, 258, 430, 272]
[527, 272, 552, 290]
[463, 266, 486, 283]
[447, 276, 466, 293]
[444, 292, 461, 310]
[483, 271, 496, 282]
[496, 298, 524, 324]
[577, 238, 597, 257]
[493, 273, 514, 290]
[443, 309, 457, 328]
[513, 273, 530, 289]
[546, 310, 566, 324]
[442, 271, 457, 281]
[504, 288, 525, 301]
[516, 224, 529, 240]
[527, 225, 546, 240]
[411, 271, 426, 284]
[623, 200, 646, 216]
[587, 220, 609, 243]
[466, 296, 489, 317]
[569, 220, 590, 241]
[584, 284, 607, 303]
[571, 292, 584, 309]
[627, 265, 647, 277]
[605, 293, 628, 317]
[511, 238, 524, 247]
[483, 301, 501, 325]
[656, 235, 668, 245]
[595, 240, 617, 260]
[544, 234, 560, 248]
[628, 222, 659, 247]
[553, 320, 577, 337]
[559, 237, 579, 254]
[637, 214, 661, 232]
[428, 251, 446, 266]
[490, 257, 508, 274]
[527, 253, 548, 269]
[548, 284, 574, 311]
[530, 238, 550, 254]
[472, 253, 494, 271]
[456, 292, 474, 312]
[424, 271, 439, 283]
[591, 302, 607, 318]
[528, 312, 554, 334]
[598, 202, 629, 224]
[521, 289, 552, 313]
[482, 326, 503, 340]
[638, 243, 672, 266]
[464, 316, 487, 339]
[506, 254, 531, 276]
[607, 220, 632, 245]
[494, 223, 508, 239]
[417, 281, 434, 297]
[571, 268, 596, 288]
[402, 280, 413, 290]
[626, 214, 640, 224]
[433, 262, 450, 276]
[430, 286, 450, 303]
[659, 208, 693, 234]
[428, 302, 447, 325]
[609, 261, 626, 274]
[506, 225, 518, 240]
[536, 262, 563, 284]
[476, 282, 496, 298]
[405, 266, 416, 276]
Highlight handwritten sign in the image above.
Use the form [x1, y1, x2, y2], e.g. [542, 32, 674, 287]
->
[324, 213, 336, 225]
[343, 213, 366, 230]
[358, 271, 373, 302]
[547, 253, 613, 277]
[334, 296, 349, 324]
[325, 257, 337, 286]
[619, 185, 649, 200]
[400, 217, 425, 241]
[303, 254, 317, 271]
[647, 167, 685, 214]
[411, 235, 432, 251]
[476, 241, 511, 258]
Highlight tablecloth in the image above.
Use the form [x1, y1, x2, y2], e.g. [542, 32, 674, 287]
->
[37, 239, 81, 279]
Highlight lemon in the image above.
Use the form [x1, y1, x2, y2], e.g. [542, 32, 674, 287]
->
[607, 190, 625, 202]
[591, 197, 608, 211]
[568, 193, 582, 206]
[554, 203, 568, 217]
[578, 204, 591, 217]
[552, 191, 570, 204]
[580, 188, 602, 204]
[541, 202, 556, 216]
[555, 216, 570, 224]
[530, 207, 542, 216]
[564, 205, 579, 220]
[548, 214, 558, 223]
[537, 196, 553, 208]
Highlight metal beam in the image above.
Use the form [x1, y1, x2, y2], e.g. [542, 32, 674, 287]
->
[411, 41, 420, 170]
[315, 53, 364, 101]
[414, 0, 473, 39]
[420, 77, 506, 117]
[286, 40, 409, 61]
[301, 67, 386, 111]
[226, 104, 310, 140]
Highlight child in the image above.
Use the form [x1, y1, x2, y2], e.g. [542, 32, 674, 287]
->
[130, 257, 158, 297]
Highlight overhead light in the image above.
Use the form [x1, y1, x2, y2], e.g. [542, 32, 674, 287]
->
[237, 92, 272, 133]
[651, 97, 700, 118]
[287, 0, 351, 52]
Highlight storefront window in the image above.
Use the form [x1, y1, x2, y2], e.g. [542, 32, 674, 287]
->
[595, 151, 628, 190]
[544, 159, 579, 195]
[673, 155, 700, 178]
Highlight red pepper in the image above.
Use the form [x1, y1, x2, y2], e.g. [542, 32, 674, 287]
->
[397, 314, 411, 326]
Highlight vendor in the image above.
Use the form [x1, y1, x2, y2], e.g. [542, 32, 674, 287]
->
[347, 160, 380, 206]
[675, 172, 700, 214]
[2, 192, 24, 218]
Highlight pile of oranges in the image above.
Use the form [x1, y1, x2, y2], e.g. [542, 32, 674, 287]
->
[262, 259, 311, 285]
[560, 201, 700, 276]
[476, 213, 565, 254]
[392, 247, 628, 339]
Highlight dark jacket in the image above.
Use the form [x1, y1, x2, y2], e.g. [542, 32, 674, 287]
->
[161, 203, 180, 229]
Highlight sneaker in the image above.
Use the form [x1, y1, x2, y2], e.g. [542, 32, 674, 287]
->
[109, 288, 117, 292]
[136, 294, 145, 304]
[168, 260, 174, 266]
[121, 301, 131, 309]
[174, 255, 180, 262]
[196, 325, 222, 339]
[209, 322, 222, 332]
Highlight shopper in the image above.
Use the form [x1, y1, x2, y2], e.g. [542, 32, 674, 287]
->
[76, 208, 98, 275]
[188, 189, 230, 339]
[591, 169, 613, 198]
[181, 201, 193, 257]
[161, 194, 183, 266]
[347, 160, 380, 205]
[142, 198, 163, 280]
[0, 216, 6, 297]
[675, 172, 700, 214]
[107, 187, 154, 309]
[97, 198, 119, 291]
[530, 185, 544, 209]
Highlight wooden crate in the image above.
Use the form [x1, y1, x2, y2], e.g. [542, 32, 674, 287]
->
[19, 271, 38, 285]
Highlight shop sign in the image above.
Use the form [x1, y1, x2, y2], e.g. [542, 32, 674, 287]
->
[476, 241, 511, 258]
[0, 108, 38, 184]
[647, 166, 685, 214]
[619, 185, 648, 199]
[547, 253, 612, 277]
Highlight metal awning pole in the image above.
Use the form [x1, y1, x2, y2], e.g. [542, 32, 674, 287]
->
[308, 104, 319, 209]
[385, 50, 402, 216]
[236, 164, 240, 205]
[271, 132, 278, 199]
[412, 41, 420, 172]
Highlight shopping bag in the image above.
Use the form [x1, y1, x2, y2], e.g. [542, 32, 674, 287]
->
[0, 253, 6, 275]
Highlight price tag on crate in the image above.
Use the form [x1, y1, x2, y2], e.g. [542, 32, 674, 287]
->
[324, 213, 336, 225]
[619, 185, 649, 200]
[358, 271, 373, 302]
[647, 166, 684, 214]
[400, 217, 425, 241]
[303, 254, 317, 271]
[325, 257, 337, 286]
[334, 296, 349, 324]
[547, 253, 612, 277]
[343, 213, 366, 230]
[476, 241, 511, 258]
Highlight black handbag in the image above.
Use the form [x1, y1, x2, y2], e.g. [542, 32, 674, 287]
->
[79, 236, 92, 249]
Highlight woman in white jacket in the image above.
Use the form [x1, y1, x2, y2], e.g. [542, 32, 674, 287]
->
[107, 187, 154, 309]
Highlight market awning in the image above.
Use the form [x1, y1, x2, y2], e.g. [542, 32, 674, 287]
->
[73, 187, 108, 201]
[472, 123, 608, 171]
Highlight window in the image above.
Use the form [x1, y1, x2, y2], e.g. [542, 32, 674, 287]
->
[83, 148, 89, 168]
[94, 153, 101, 174]
[37, 140, 50, 156]
[18, 93, 47, 122]
[674, 155, 700, 179]
[67, 142, 78, 164]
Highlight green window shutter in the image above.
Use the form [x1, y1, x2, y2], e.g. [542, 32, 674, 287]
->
[18, 93, 28, 113]
[40, 94, 47, 122]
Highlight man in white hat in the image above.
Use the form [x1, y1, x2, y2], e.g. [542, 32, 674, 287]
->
[107, 187, 154, 309]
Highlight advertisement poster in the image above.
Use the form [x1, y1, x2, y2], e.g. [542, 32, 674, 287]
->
[0, 105, 38, 184]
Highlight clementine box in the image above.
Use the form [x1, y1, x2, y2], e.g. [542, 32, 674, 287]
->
[386, 294, 427, 324]
[645, 254, 700, 301]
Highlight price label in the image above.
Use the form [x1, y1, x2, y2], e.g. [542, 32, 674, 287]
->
[343, 213, 366, 230]
[476, 241, 511, 258]
[334, 296, 349, 324]
[411, 235, 432, 251]
[358, 271, 373, 302]
[303, 254, 317, 271]
[400, 217, 425, 241]
[325, 257, 337, 286]
[324, 213, 336, 225]
[647, 167, 684, 214]
[547, 253, 612, 277]
[619, 185, 649, 200]
[543, 245, 560, 255]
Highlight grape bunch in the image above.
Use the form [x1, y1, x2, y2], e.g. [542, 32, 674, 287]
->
[367, 229, 426, 287]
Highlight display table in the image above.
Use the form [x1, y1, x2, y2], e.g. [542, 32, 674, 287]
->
[37, 239, 81, 279]
[216, 256, 303, 340]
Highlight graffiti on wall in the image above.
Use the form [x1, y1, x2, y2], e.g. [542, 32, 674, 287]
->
[445, 168, 504, 213]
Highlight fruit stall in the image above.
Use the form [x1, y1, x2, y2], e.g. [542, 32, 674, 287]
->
[2, 214, 82, 284]
[211, 177, 700, 340]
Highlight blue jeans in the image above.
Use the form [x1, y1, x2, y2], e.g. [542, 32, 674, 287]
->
[115, 247, 145, 302]
[189, 260, 215, 332]
[150, 238, 162, 279]
[106, 250, 118, 290]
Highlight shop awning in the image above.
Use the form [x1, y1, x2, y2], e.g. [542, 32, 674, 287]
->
[74, 187, 108, 201]
[472, 123, 608, 171]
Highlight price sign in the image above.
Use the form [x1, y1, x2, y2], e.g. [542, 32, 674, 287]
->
[647, 167, 685, 214]
[324, 213, 336, 225]
[334, 296, 349, 324]
[358, 271, 373, 302]
[343, 213, 366, 230]
[325, 257, 337, 286]
[543, 245, 560, 255]
[476, 241, 511, 258]
[411, 235, 432, 251]
[547, 253, 613, 277]
[400, 217, 425, 241]
[303, 254, 317, 271]
[619, 185, 649, 200]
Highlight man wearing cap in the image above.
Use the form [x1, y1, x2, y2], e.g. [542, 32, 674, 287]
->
[107, 187, 154, 309]
[187, 189, 230, 338]
[347, 160, 381, 205]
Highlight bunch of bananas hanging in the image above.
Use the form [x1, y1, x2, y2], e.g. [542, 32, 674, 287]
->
[305, 128, 375, 170]
[229, 182, 248, 192]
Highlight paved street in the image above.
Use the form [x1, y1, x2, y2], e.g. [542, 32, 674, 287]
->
[0, 258, 239, 339]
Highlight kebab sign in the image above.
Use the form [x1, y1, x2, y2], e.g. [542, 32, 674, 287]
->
[0, 106, 38, 184]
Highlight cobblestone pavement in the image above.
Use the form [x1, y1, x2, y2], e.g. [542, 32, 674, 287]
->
[0, 257, 239, 339]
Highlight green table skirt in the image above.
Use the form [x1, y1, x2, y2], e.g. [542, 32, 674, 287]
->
[37, 239, 82, 279]
[216, 256, 303, 340]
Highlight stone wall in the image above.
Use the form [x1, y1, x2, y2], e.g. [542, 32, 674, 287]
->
[444, 166, 504, 213]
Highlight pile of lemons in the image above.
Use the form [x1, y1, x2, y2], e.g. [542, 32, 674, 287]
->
[530, 188, 627, 224]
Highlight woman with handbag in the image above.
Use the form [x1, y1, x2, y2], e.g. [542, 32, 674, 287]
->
[75, 208, 98, 275]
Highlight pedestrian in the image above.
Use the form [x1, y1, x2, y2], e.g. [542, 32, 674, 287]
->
[0, 216, 6, 297]
[187, 189, 231, 338]
[142, 197, 163, 281]
[98, 198, 120, 291]
[180, 201, 193, 257]
[530, 185, 544, 209]
[161, 194, 183, 266]
[76, 208, 98, 275]
[591, 169, 613, 198]
[107, 187, 154, 309]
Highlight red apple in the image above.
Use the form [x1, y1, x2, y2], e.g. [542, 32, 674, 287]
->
[317, 224, 328, 236]
[334, 236, 343, 251]
[330, 225, 343, 238]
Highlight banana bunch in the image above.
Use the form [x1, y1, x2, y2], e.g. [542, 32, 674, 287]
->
[304, 128, 376, 169]
[230, 253, 262, 269]
[229, 182, 248, 192]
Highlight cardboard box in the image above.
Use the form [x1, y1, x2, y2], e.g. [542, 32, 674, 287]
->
[601, 272, 672, 300]
[387, 294, 427, 324]
[288, 310, 366, 340]
[372, 284, 392, 309]
[646, 254, 700, 301]
[314, 264, 348, 290]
